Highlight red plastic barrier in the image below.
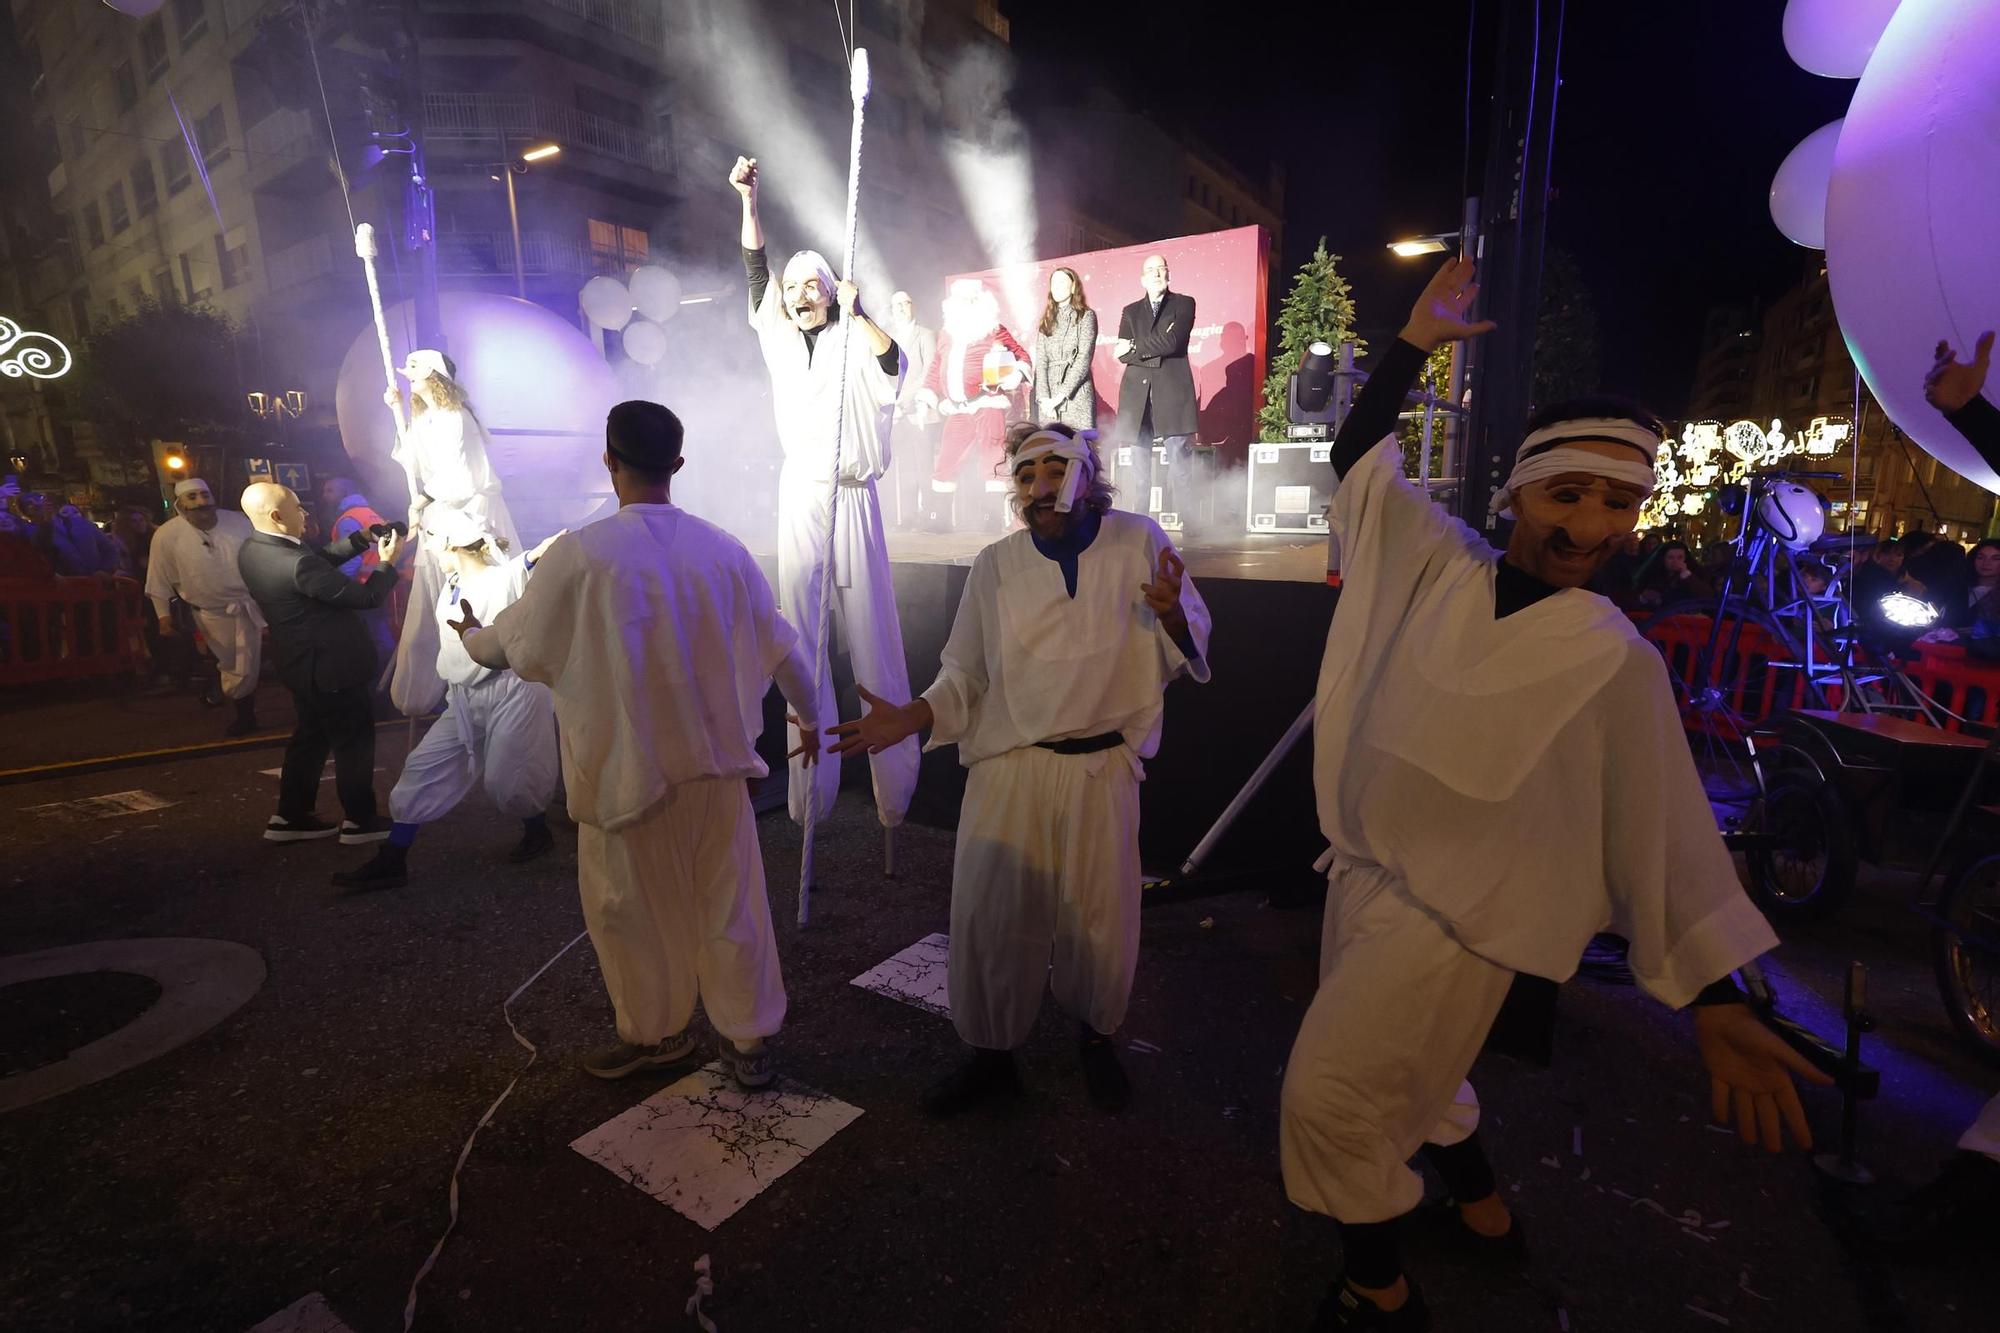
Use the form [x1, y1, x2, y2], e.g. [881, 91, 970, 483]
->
[1903, 641, 2000, 732]
[0, 575, 150, 687]
[1635, 611, 1848, 735]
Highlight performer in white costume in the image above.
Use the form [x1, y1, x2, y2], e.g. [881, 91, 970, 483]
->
[383, 349, 520, 716]
[145, 477, 264, 736]
[1283, 260, 1831, 1331]
[831, 421, 1209, 1115]
[453, 401, 823, 1089]
[730, 154, 918, 829]
[332, 510, 562, 891]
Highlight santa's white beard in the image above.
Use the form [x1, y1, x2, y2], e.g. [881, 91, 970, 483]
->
[945, 314, 998, 343]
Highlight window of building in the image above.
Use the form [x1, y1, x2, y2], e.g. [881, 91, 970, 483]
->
[163, 136, 192, 195]
[69, 290, 91, 340]
[195, 105, 228, 166]
[132, 159, 158, 216]
[83, 201, 104, 249]
[587, 218, 649, 268]
[973, 0, 1011, 41]
[153, 268, 175, 303]
[113, 61, 138, 113]
[107, 182, 130, 234]
[179, 252, 196, 302]
[214, 232, 249, 289]
[127, 280, 146, 311]
[173, 0, 208, 48]
[140, 16, 169, 83]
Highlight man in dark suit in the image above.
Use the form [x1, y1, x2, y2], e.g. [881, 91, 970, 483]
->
[1114, 254, 1198, 521]
[237, 481, 405, 845]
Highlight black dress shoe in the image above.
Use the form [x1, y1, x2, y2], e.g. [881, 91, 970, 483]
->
[1079, 1030, 1132, 1112]
[332, 848, 408, 891]
[921, 1048, 1023, 1117]
[508, 821, 555, 863]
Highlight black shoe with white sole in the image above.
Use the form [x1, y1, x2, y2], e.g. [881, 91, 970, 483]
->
[339, 817, 393, 845]
[265, 814, 340, 843]
[332, 847, 408, 891]
[1311, 1282, 1431, 1332]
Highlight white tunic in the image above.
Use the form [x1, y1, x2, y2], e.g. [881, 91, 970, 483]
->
[396, 406, 519, 547]
[920, 509, 1213, 768]
[436, 555, 531, 688]
[144, 511, 260, 624]
[1311, 441, 1776, 1007]
[749, 267, 919, 829]
[489, 503, 813, 832]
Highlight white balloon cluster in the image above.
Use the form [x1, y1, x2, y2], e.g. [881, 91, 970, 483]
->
[1767, 1, 1905, 249]
[577, 266, 683, 367]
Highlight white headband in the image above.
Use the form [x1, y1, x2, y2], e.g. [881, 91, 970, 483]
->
[1491, 418, 1662, 518]
[174, 478, 211, 499]
[1011, 428, 1098, 513]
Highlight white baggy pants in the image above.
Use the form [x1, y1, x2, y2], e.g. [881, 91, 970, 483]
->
[388, 676, 557, 825]
[776, 467, 919, 828]
[193, 606, 261, 701]
[1279, 858, 1515, 1223]
[948, 744, 1143, 1050]
[576, 776, 787, 1046]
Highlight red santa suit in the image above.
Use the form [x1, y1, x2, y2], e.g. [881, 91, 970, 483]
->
[922, 280, 1028, 497]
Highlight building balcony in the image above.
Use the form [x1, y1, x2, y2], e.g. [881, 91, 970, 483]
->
[266, 233, 334, 293]
[243, 107, 329, 195]
[426, 0, 666, 52]
[436, 229, 625, 282]
[423, 93, 673, 174]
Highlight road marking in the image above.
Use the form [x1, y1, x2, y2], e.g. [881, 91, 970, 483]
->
[850, 932, 951, 1018]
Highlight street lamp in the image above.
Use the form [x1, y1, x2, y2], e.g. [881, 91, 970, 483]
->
[246, 389, 306, 420]
[1387, 232, 1459, 258]
[496, 142, 561, 298]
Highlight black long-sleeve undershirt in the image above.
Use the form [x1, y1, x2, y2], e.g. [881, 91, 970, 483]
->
[1329, 336, 1559, 619]
[743, 246, 900, 375]
[1945, 394, 2000, 471]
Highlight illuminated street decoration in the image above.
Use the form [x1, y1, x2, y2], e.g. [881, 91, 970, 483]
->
[0, 316, 73, 381]
[1637, 414, 1854, 530]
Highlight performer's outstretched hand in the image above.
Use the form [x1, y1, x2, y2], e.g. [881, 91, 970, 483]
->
[728, 156, 758, 200]
[446, 603, 481, 640]
[1141, 547, 1189, 638]
[788, 713, 819, 766]
[828, 685, 927, 756]
[1925, 331, 1994, 412]
[1400, 257, 1499, 352]
[1693, 1002, 1832, 1152]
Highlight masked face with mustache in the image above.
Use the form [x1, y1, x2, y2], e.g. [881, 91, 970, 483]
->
[1503, 442, 1648, 589]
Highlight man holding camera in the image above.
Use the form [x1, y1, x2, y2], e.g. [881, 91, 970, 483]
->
[238, 482, 405, 844]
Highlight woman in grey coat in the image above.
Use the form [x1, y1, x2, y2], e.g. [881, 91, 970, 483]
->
[1032, 266, 1098, 432]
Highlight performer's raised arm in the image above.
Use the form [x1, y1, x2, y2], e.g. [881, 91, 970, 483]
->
[1331, 258, 1494, 480]
[732, 155, 765, 254]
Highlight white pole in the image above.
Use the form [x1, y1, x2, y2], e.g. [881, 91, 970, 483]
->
[355, 224, 415, 500]
[798, 48, 871, 928]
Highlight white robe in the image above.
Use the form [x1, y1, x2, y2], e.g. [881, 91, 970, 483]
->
[1280, 439, 1778, 1222]
[145, 511, 264, 700]
[920, 510, 1211, 1048]
[389, 405, 520, 716]
[489, 503, 817, 1045]
[749, 276, 918, 828]
[388, 555, 556, 826]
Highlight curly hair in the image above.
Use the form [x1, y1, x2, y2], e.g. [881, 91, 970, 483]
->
[1000, 420, 1116, 516]
[410, 356, 470, 416]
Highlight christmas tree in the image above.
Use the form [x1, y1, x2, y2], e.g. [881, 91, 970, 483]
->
[1258, 238, 1364, 441]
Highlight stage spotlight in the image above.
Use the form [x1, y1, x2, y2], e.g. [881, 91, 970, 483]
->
[1287, 342, 1341, 439]
[1880, 592, 1939, 628]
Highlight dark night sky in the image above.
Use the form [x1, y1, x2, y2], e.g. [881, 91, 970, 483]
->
[1001, 0, 1855, 413]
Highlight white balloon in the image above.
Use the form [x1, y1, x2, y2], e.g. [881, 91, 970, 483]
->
[1769, 118, 1843, 250]
[1826, 0, 2000, 493]
[333, 292, 623, 543]
[102, 0, 168, 16]
[628, 266, 683, 323]
[1782, 0, 1902, 80]
[622, 319, 667, 366]
[579, 275, 633, 331]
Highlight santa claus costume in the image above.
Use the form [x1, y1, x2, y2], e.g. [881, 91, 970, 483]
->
[921, 280, 1029, 526]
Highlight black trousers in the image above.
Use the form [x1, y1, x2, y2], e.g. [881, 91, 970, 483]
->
[278, 678, 377, 823]
[1122, 398, 1191, 517]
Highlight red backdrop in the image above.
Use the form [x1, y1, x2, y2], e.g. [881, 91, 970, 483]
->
[943, 225, 1270, 466]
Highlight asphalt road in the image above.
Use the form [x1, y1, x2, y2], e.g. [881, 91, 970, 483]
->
[0, 704, 1992, 1332]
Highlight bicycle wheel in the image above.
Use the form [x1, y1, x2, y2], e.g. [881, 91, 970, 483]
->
[1641, 598, 1822, 804]
[1743, 778, 1857, 923]
[1934, 852, 2000, 1069]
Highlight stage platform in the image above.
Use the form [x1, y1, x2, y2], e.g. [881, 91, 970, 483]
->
[752, 524, 1338, 885]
